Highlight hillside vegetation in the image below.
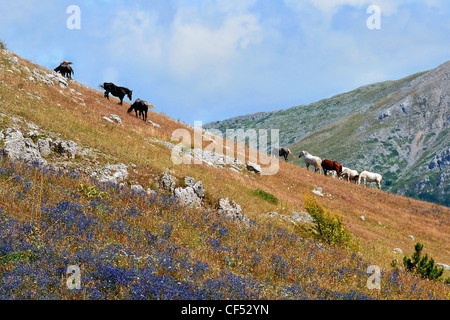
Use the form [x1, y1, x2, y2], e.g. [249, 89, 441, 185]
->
[0, 47, 449, 299]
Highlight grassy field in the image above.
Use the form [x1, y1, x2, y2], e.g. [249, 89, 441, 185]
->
[0, 48, 449, 299]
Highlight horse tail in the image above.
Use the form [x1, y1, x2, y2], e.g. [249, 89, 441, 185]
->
[143, 101, 155, 110]
[288, 149, 294, 158]
[316, 158, 322, 170]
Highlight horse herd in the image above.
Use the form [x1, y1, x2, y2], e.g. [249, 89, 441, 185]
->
[275, 148, 383, 189]
[54, 61, 154, 122]
[53, 62, 382, 189]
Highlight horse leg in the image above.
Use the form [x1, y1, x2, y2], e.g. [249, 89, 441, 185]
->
[144, 110, 147, 121]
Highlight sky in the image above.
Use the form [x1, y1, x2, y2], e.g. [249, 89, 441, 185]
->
[1, 0, 449, 125]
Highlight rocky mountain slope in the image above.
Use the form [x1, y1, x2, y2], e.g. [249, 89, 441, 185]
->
[205, 62, 450, 206]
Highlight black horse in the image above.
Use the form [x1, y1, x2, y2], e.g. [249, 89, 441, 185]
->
[272, 147, 294, 161]
[100, 82, 132, 105]
[54, 61, 74, 79]
[127, 99, 154, 121]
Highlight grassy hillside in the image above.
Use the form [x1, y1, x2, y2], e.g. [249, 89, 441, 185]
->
[0, 47, 449, 299]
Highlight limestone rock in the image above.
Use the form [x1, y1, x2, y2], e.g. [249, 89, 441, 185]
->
[92, 163, 129, 184]
[52, 139, 79, 159]
[218, 198, 244, 222]
[246, 161, 261, 174]
[2, 128, 47, 165]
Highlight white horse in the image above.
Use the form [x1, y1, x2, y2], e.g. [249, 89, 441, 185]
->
[358, 171, 382, 189]
[341, 167, 359, 183]
[298, 151, 322, 173]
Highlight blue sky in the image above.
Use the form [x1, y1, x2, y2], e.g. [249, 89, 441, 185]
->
[1, 0, 449, 125]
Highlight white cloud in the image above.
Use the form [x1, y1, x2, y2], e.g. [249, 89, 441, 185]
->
[108, 9, 164, 68]
[167, 8, 261, 80]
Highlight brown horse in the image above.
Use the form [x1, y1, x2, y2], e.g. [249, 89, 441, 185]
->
[321, 159, 343, 177]
[54, 61, 74, 79]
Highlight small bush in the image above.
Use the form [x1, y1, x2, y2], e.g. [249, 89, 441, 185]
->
[303, 193, 359, 252]
[0, 40, 6, 50]
[78, 183, 110, 200]
[403, 243, 447, 282]
[251, 188, 278, 204]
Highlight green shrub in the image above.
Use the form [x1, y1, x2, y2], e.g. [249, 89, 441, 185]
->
[0, 40, 6, 50]
[251, 188, 278, 204]
[403, 243, 447, 282]
[78, 184, 110, 200]
[303, 193, 359, 252]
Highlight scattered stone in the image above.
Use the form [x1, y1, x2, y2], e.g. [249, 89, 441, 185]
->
[193, 181, 205, 198]
[7, 56, 19, 64]
[146, 188, 157, 197]
[148, 120, 161, 128]
[131, 185, 145, 193]
[37, 138, 52, 157]
[2, 128, 47, 165]
[174, 186, 202, 208]
[92, 163, 129, 184]
[229, 167, 242, 173]
[184, 176, 195, 187]
[246, 161, 261, 174]
[312, 187, 324, 197]
[436, 263, 450, 271]
[159, 172, 177, 193]
[408, 235, 415, 241]
[360, 216, 366, 221]
[393, 248, 403, 254]
[103, 116, 115, 124]
[109, 114, 123, 125]
[291, 211, 314, 224]
[52, 139, 79, 159]
[218, 198, 245, 222]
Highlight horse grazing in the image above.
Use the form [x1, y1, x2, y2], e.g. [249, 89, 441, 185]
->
[127, 99, 155, 121]
[341, 167, 359, 183]
[273, 147, 294, 162]
[54, 61, 74, 79]
[321, 159, 343, 178]
[100, 82, 132, 105]
[298, 151, 322, 173]
[358, 171, 382, 189]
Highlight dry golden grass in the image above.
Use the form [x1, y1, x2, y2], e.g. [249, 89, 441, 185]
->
[1, 50, 449, 283]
